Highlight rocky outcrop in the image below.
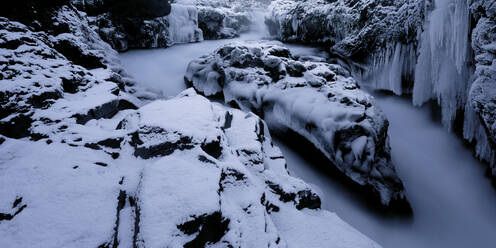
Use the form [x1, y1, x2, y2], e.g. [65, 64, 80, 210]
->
[71, 1, 202, 51]
[469, 0, 496, 176]
[266, 0, 425, 60]
[185, 41, 407, 207]
[0, 6, 141, 140]
[0, 85, 381, 247]
[196, 6, 250, 39]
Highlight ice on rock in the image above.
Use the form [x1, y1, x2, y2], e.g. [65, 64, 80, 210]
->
[166, 4, 204, 45]
[186, 41, 407, 207]
[176, 0, 266, 40]
[468, 0, 496, 175]
[360, 42, 417, 95]
[70, 1, 202, 51]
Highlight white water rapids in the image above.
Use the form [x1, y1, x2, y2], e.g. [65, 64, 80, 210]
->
[119, 9, 496, 248]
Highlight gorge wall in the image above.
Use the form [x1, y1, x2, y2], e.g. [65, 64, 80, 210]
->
[266, 0, 496, 177]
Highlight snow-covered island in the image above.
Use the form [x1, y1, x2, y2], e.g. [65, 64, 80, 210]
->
[1, 0, 496, 247]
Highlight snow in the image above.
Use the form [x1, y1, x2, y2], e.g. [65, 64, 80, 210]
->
[136, 94, 221, 144]
[275, 92, 496, 248]
[1, 85, 381, 247]
[1, 3, 384, 247]
[0, 140, 129, 248]
[185, 41, 406, 206]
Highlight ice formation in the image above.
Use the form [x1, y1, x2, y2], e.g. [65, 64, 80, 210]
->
[266, 0, 496, 176]
[412, 0, 472, 128]
[166, 4, 204, 45]
[70, 1, 202, 51]
[186, 41, 407, 206]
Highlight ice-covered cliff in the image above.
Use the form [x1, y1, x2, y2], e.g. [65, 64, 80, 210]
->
[266, 0, 496, 178]
[71, 1, 203, 51]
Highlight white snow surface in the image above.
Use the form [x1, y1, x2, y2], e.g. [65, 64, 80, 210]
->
[0, 89, 381, 248]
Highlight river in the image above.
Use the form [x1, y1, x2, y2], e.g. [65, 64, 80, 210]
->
[119, 13, 496, 248]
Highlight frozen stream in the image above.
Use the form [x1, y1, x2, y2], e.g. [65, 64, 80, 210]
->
[120, 14, 496, 248]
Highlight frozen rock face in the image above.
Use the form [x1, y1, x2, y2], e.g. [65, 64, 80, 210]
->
[267, 0, 428, 94]
[469, 0, 496, 176]
[72, 0, 171, 17]
[185, 41, 407, 207]
[266, 0, 496, 178]
[266, 0, 425, 58]
[72, 1, 202, 51]
[176, 0, 269, 40]
[196, 6, 250, 39]
[0, 89, 381, 248]
[0, 6, 143, 140]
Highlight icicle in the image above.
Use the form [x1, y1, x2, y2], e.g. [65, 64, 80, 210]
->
[412, 0, 472, 130]
[358, 42, 416, 95]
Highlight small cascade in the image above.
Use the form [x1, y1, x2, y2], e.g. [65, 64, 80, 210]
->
[166, 4, 204, 45]
[359, 42, 417, 95]
[412, 0, 496, 170]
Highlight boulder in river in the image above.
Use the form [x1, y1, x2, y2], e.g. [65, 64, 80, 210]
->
[185, 41, 408, 207]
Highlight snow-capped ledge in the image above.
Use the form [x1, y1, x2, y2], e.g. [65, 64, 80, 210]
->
[0, 89, 382, 248]
[185, 41, 407, 207]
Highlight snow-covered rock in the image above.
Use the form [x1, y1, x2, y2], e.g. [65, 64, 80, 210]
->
[469, 0, 496, 176]
[185, 41, 407, 207]
[0, 3, 383, 246]
[266, 0, 496, 178]
[72, 2, 202, 51]
[0, 87, 382, 247]
[176, 0, 270, 40]
[0, 7, 142, 140]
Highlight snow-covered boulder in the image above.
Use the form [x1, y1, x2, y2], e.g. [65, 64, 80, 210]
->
[0, 7, 142, 140]
[185, 41, 407, 207]
[0, 88, 382, 248]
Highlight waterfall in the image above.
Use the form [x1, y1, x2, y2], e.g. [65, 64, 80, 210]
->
[412, 0, 472, 130]
[412, 0, 495, 166]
